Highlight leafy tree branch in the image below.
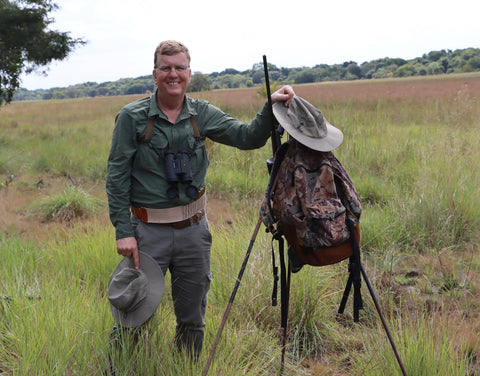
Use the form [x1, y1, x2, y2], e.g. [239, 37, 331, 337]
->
[0, 0, 85, 104]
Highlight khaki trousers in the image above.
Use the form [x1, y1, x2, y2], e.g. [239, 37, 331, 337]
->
[131, 213, 212, 357]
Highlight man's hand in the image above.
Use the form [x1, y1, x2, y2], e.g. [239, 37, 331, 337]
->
[271, 85, 295, 107]
[116, 237, 140, 269]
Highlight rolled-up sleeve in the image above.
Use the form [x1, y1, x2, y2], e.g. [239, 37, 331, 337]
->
[200, 102, 274, 149]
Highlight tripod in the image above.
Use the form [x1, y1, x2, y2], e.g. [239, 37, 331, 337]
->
[201, 216, 408, 376]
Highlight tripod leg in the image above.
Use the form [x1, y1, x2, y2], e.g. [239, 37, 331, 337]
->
[359, 262, 408, 376]
[202, 216, 263, 376]
[338, 264, 354, 315]
[280, 250, 291, 373]
[352, 262, 363, 323]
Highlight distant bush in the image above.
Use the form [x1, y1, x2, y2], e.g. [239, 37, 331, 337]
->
[36, 185, 102, 222]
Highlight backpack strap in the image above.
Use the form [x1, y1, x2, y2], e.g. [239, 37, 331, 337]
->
[349, 218, 363, 322]
[271, 240, 279, 307]
[190, 116, 203, 140]
[269, 229, 291, 367]
[138, 115, 203, 147]
[264, 141, 291, 231]
[145, 117, 154, 142]
[138, 95, 155, 144]
[278, 235, 291, 366]
[338, 219, 363, 322]
[138, 116, 155, 144]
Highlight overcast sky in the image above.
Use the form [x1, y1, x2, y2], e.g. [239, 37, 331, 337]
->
[19, 0, 480, 90]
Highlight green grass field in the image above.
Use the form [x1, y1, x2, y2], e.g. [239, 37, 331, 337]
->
[1, 74, 480, 375]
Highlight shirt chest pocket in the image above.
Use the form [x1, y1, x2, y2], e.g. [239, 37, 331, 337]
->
[133, 130, 169, 173]
[187, 136, 209, 174]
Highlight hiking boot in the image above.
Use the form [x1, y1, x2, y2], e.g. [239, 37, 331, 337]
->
[105, 325, 143, 375]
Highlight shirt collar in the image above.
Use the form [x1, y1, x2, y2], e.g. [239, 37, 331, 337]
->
[148, 91, 198, 122]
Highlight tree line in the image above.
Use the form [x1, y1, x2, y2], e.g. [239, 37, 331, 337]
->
[13, 47, 480, 102]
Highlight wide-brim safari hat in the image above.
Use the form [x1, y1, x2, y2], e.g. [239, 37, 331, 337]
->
[108, 251, 164, 328]
[273, 96, 343, 152]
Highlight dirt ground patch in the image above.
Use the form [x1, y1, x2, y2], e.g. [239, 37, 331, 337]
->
[0, 175, 237, 241]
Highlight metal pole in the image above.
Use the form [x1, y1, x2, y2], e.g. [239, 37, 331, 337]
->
[263, 55, 281, 156]
[360, 263, 408, 376]
[202, 216, 264, 376]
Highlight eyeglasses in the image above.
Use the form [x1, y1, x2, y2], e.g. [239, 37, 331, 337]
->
[156, 65, 189, 74]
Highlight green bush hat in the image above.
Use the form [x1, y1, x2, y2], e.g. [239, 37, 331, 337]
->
[108, 251, 165, 328]
[273, 96, 343, 152]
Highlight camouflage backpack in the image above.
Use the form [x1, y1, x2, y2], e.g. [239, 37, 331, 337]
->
[263, 138, 362, 268]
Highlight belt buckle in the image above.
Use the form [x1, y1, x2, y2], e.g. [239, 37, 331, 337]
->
[191, 211, 200, 225]
[132, 207, 148, 222]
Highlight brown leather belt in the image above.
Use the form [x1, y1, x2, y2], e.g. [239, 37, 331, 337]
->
[131, 207, 206, 229]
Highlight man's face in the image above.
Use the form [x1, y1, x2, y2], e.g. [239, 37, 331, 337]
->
[153, 52, 191, 99]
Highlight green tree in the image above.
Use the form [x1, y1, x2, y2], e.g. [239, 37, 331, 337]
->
[467, 56, 480, 69]
[347, 63, 361, 78]
[0, 0, 85, 104]
[252, 70, 264, 84]
[395, 64, 416, 77]
[188, 72, 210, 92]
[126, 83, 146, 95]
[427, 50, 447, 62]
[427, 61, 444, 75]
[220, 68, 240, 75]
[294, 69, 315, 84]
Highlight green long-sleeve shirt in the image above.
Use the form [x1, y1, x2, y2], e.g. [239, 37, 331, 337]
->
[106, 91, 274, 239]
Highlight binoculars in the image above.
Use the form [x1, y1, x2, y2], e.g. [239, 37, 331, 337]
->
[164, 150, 198, 199]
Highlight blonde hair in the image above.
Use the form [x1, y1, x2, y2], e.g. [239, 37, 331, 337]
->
[154, 40, 191, 68]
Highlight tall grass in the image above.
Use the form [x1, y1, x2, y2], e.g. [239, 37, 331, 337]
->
[351, 311, 470, 375]
[34, 184, 102, 221]
[0, 225, 115, 375]
[1, 75, 480, 374]
[0, 96, 130, 180]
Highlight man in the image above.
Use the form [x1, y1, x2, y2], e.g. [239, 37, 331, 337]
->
[106, 40, 295, 357]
